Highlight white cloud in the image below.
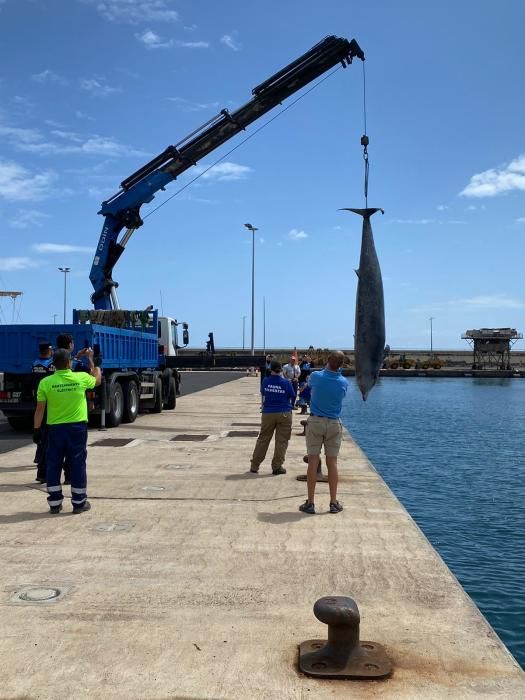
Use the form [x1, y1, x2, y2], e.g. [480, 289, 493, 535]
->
[436, 204, 448, 211]
[80, 78, 122, 97]
[466, 204, 477, 211]
[86, 0, 179, 24]
[0, 257, 39, 271]
[288, 228, 308, 240]
[168, 97, 219, 112]
[197, 162, 252, 181]
[516, 217, 525, 223]
[136, 29, 173, 48]
[460, 154, 525, 197]
[456, 295, 525, 309]
[75, 110, 95, 121]
[9, 209, 50, 229]
[33, 243, 93, 254]
[0, 124, 42, 145]
[0, 160, 56, 201]
[220, 33, 240, 51]
[447, 219, 467, 225]
[175, 40, 209, 48]
[259, 237, 265, 244]
[31, 69, 67, 85]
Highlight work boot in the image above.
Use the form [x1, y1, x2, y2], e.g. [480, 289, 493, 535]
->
[272, 466, 286, 475]
[72, 501, 91, 514]
[49, 504, 62, 515]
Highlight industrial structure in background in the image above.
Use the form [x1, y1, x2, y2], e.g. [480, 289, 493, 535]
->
[0, 35, 365, 430]
[462, 328, 523, 370]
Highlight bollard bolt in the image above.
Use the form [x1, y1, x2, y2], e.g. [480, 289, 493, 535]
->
[299, 596, 392, 679]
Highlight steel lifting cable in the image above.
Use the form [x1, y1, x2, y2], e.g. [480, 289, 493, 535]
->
[360, 60, 370, 207]
[143, 66, 343, 221]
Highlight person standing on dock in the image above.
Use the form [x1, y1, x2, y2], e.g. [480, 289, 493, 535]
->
[299, 351, 348, 515]
[282, 355, 301, 408]
[33, 348, 101, 514]
[250, 360, 296, 475]
[32, 342, 55, 484]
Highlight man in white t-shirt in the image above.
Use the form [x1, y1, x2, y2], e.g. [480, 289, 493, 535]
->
[282, 356, 300, 406]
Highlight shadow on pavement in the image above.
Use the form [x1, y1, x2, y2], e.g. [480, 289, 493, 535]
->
[257, 511, 305, 524]
[224, 472, 273, 481]
[0, 510, 73, 524]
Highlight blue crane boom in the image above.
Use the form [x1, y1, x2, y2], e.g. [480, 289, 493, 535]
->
[89, 35, 364, 310]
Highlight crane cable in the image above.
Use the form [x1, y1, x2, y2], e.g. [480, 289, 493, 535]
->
[361, 60, 370, 208]
[143, 66, 343, 221]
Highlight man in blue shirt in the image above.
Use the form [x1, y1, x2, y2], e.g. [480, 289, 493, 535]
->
[299, 351, 348, 514]
[250, 360, 296, 475]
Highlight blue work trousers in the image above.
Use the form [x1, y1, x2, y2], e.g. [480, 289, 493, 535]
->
[46, 423, 88, 509]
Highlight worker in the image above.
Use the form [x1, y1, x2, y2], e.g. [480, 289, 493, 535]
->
[250, 360, 295, 475]
[33, 348, 101, 514]
[56, 333, 90, 371]
[32, 342, 55, 483]
[299, 351, 348, 515]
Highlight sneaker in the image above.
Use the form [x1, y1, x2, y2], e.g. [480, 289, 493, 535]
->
[272, 467, 286, 475]
[49, 504, 63, 515]
[330, 500, 343, 514]
[299, 500, 315, 514]
[249, 466, 259, 474]
[72, 500, 91, 514]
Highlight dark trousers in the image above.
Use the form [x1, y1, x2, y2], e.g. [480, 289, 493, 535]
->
[36, 423, 71, 482]
[46, 423, 88, 509]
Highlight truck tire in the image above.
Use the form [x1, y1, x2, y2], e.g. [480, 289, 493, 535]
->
[107, 381, 124, 427]
[123, 380, 139, 423]
[151, 377, 163, 413]
[7, 416, 32, 432]
[164, 376, 177, 410]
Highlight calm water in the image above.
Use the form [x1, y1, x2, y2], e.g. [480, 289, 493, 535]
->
[341, 377, 525, 669]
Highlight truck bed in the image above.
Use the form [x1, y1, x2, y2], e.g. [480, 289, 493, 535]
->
[0, 323, 158, 373]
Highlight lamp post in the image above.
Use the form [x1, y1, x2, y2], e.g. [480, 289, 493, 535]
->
[244, 223, 258, 356]
[263, 296, 266, 354]
[242, 315, 246, 350]
[429, 316, 434, 355]
[58, 267, 71, 324]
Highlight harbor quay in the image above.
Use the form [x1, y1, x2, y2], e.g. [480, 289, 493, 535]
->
[0, 376, 523, 699]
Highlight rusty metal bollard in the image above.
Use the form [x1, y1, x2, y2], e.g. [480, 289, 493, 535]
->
[299, 596, 392, 679]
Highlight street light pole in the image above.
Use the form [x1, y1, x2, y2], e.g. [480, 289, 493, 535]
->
[58, 267, 71, 324]
[242, 315, 246, 350]
[244, 223, 258, 356]
[430, 316, 434, 355]
[263, 296, 266, 354]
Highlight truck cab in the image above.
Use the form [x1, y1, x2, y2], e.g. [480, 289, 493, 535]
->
[157, 317, 189, 357]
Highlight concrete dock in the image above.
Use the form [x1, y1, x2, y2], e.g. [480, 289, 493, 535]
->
[0, 375, 523, 699]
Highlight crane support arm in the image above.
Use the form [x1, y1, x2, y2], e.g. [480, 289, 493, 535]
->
[90, 35, 364, 309]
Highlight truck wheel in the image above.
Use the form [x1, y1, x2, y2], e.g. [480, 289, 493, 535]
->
[123, 381, 139, 423]
[151, 377, 163, 413]
[7, 416, 32, 432]
[107, 381, 124, 427]
[164, 376, 177, 410]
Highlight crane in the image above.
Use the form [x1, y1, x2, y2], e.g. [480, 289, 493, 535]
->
[89, 35, 364, 310]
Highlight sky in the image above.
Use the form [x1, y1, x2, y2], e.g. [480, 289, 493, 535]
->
[1, 0, 525, 351]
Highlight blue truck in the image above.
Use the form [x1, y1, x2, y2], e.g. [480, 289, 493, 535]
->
[0, 310, 186, 429]
[0, 35, 364, 431]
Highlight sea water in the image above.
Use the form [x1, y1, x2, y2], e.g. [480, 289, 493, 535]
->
[340, 377, 525, 669]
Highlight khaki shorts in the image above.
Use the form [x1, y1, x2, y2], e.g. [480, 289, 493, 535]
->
[305, 415, 343, 457]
